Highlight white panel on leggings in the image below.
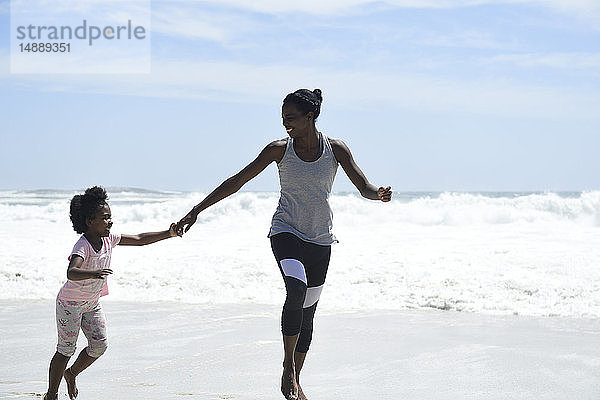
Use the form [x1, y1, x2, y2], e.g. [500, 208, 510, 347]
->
[280, 258, 307, 284]
[303, 284, 323, 308]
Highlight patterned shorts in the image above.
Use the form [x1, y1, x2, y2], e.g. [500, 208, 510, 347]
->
[55, 297, 108, 358]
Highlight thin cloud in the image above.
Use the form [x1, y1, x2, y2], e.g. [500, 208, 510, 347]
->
[541, 0, 600, 26]
[181, 0, 485, 15]
[6, 0, 600, 23]
[2, 57, 598, 119]
[151, 7, 254, 42]
[141, 1, 600, 47]
[489, 52, 600, 70]
[415, 30, 518, 50]
[10, 0, 149, 16]
[182, 0, 600, 25]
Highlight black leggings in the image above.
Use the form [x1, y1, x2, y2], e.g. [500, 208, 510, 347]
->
[270, 232, 331, 353]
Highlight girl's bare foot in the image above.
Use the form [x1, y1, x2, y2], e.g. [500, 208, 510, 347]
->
[281, 365, 298, 399]
[63, 367, 79, 399]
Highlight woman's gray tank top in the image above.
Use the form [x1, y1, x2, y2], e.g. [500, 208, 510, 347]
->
[268, 133, 339, 245]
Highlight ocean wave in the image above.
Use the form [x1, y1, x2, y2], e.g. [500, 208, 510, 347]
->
[332, 191, 600, 227]
[1, 189, 599, 318]
[1, 190, 598, 226]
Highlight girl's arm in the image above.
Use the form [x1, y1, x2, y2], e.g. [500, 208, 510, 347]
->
[330, 139, 392, 202]
[177, 140, 286, 233]
[67, 255, 113, 281]
[119, 223, 178, 246]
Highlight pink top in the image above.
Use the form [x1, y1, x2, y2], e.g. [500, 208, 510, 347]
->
[57, 233, 121, 301]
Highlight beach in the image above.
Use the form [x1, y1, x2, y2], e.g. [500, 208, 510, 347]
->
[1, 190, 599, 399]
[4, 0, 600, 396]
[1, 299, 599, 400]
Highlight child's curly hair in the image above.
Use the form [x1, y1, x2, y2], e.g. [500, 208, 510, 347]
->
[70, 186, 109, 234]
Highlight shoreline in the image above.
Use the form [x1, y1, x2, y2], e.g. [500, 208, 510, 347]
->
[1, 300, 599, 399]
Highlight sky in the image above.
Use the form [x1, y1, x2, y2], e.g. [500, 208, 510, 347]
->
[0, 0, 599, 192]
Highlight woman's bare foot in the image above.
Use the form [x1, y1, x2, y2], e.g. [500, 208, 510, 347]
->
[297, 384, 308, 400]
[63, 367, 79, 399]
[281, 365, 298, 399]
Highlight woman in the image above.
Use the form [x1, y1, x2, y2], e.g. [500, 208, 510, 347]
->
[176, 88, 392, 400]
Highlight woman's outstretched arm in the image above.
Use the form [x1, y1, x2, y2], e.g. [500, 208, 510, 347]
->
[176, 140, 286, 233]
[330, 139, 392, 202]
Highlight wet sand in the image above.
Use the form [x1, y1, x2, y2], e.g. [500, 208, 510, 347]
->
[1, 300, 599, 399]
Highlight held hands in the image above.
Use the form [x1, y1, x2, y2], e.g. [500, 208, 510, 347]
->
[169, 223, 180, 238]
[174, 209, 198, 236]
[378, 186, 392, 202]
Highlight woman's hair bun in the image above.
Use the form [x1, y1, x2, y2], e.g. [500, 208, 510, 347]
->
[312, 89, 323, 102]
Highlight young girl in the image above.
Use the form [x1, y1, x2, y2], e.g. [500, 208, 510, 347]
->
[43, 186, 178, 400]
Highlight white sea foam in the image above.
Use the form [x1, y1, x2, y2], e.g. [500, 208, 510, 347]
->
[1, 189, 599, 318]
